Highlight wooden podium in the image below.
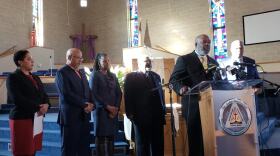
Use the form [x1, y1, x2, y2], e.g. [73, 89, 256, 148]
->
[197, 80, 261, 156]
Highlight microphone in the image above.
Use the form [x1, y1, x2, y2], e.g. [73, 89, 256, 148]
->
[205, 65, 217, 73]
[206, 64, 222, 80]
[49, 56, 53, 76]
[233, 62, 258, 67]
[169, 63, 219, 86]
[225, 65, 238, 75]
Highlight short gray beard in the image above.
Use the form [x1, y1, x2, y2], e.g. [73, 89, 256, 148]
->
[195, 48, 207, 56]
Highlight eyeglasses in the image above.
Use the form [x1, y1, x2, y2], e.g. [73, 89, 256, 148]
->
[72, 56, 84, 60]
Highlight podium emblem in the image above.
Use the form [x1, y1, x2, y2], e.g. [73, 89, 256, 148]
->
[219, 98, 252, 136]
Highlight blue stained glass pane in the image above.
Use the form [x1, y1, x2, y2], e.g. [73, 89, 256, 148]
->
[32, 0, 38, 21]
[211, 0, 225, 28]
[211, 0, 228, 61]
[129, 0, 138, 20]
[32, 0, 38, 17]
[129, 0, 139, 47]
[213, 28, 227, 60]
[131, 20, 139, 47]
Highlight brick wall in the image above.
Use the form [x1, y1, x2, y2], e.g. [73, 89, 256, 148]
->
[0, 0, 32, 52]
[139, 0, 212, 55]
[225, 0, 280, 63]
[44, 0, 83, 64]
[81, 0, 128, 64]
[0, 0, 83, 64]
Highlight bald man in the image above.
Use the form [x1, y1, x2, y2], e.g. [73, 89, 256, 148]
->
[230, 40, 259, 80]
[55, 48, 94, 156]
[170, 34, 220, 156]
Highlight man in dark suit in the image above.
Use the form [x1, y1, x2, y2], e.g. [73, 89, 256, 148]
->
[55, 48, 95, 156]
[124, 57, 166, 156]
[230, 40, 260, 80]
[170, 34, 220, 156]
[229, 40, 263, 112]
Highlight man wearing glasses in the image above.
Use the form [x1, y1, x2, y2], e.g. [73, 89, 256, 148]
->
[55, 48, 95, 156]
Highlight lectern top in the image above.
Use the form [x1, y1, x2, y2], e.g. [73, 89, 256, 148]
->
[187, 79, 262, 94]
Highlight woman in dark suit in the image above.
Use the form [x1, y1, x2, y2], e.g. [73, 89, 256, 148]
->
[6, 50, 50, 156]
[89, 53, 122, 156]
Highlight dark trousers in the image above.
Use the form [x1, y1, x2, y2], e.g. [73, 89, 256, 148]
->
[185, 103, 204, 156]
[183, 96, 204, 156]
[133, 122, 164, 156]
[95, 136, 114, 156]
[187, 114, 204, 156]
[60, 121, 91, 156]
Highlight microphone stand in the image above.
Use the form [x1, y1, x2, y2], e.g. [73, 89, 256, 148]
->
[49, 56, 53, 76]
[168, 83, 176, 156]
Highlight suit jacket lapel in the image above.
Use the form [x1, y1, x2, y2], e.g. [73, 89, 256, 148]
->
[79, 69, 87, 98]
[65, 65, 82, 82]
[190, 51, 206, 73]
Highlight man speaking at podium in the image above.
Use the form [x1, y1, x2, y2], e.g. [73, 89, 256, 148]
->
[170, 34, 220, 156]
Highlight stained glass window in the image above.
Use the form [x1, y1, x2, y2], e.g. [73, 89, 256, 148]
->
[210, 0, 227, 61]
[128, 0, 140, 47]
[32, 0, 44, 46]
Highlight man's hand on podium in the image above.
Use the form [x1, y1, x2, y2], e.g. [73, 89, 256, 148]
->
[179, 86, 188, 95]
[253, 87, 262, 95]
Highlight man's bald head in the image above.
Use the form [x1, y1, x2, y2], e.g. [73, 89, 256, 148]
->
[195, 34, 211, 55]
[66, 48, 83, 70]
[195, 34, 209, 44]
[231, 40, 244, 59]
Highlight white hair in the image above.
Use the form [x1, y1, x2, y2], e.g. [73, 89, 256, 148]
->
[66, 48, 73, 61]
[231, 40, 243, 49]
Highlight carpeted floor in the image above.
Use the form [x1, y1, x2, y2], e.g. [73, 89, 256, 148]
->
[261, 148, 280, 156]
[261, 128, 280, 149]
[260, 127, 280, 156]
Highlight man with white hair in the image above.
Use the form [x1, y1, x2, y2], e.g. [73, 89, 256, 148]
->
[225, 40, 259, 80]
[55, 48, 95, 156]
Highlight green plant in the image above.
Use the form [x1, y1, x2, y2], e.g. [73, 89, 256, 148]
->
[110, 65, 129, 89]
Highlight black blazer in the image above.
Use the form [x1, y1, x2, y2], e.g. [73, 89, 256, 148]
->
[55, 65, 93, 125]
[124, 71, 165, 126]
[6, 69, 50, 119]
[170, 51, 219, 94]
[242, 56, 260, 80]
[170, 51, 219, 120]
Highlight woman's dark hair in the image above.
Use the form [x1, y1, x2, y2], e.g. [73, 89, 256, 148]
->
[93, 52, 113, 77]
[94, 52, 108, 71]
[13, 50, 29, 67]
